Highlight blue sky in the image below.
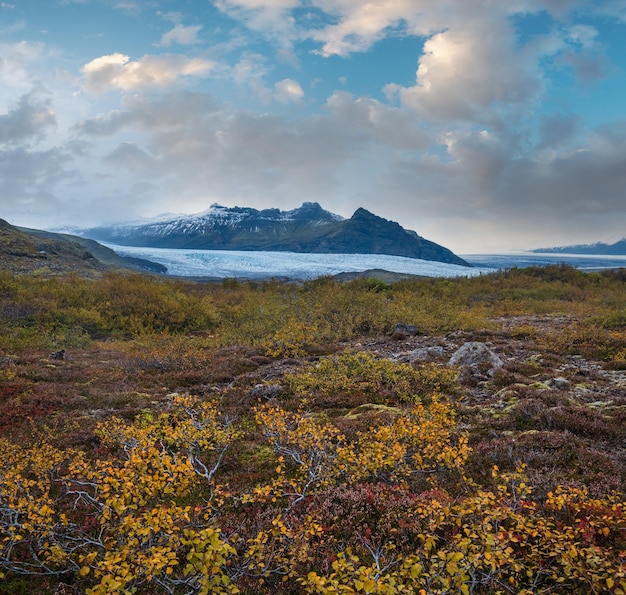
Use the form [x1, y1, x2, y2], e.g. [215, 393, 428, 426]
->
[1, 0, 625, 252]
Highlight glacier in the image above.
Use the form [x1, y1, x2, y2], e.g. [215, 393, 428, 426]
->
[104, 245, 496, 279]
[105, 245, 626, 279]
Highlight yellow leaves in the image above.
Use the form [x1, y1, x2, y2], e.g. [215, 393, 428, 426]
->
[264, 320, 318, 358]
[0, 396, 240, 592]
[338, 396, 469, 484]
[354, 577, 377, 592]
[607, 577, 615, 589]
[255, 393, 469, 504]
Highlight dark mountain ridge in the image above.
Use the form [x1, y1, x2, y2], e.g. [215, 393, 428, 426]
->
[533, 238, 626, 255]
[79, 202, 470, 267]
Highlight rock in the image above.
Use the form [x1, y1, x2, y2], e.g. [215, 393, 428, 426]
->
[407, 346, 446, 362]
[246, 383, 284, 402]
[392, 323, 419, 339]
[547, 377, 571, 390]
[448, 342, 503, 374]
[49, 349, 66, 360]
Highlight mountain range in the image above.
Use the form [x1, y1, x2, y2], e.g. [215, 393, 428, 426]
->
[78, 202, 470, 267]
[532, 238, 626, 255]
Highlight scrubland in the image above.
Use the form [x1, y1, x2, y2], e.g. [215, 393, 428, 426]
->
[0, 265, 625, 594]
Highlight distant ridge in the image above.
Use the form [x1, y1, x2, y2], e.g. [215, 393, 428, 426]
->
[79, 202, 470, 267]
[533, 238, 626, 255]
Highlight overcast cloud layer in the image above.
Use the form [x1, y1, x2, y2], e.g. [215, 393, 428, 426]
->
[1, 0, 625, 252]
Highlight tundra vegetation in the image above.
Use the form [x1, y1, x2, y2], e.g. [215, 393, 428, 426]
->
[0, 265, 625, 594]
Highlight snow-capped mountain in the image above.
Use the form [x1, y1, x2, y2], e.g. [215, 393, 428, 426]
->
[78, 202, 470, 267]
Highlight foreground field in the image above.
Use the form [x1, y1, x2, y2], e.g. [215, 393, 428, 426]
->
[0, 266, 625, 594]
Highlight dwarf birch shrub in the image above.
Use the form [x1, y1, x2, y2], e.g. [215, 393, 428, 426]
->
[2, 398, 626, 594]
[254, 394, 469, 496]
[284, 352, 457, 406]
[0, 396, 240, 593]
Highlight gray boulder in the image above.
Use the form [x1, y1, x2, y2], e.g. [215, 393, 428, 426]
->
[392, 323, 419, 338]
[448, 342, 503, 375]
[407, 346, 446, 362]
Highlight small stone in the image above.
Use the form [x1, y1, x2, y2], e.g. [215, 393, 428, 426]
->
[547, 377, 571, 389]
[247, 383, 284, 401]
[392, 323, 419, 339]
[49, 349, 66, 360]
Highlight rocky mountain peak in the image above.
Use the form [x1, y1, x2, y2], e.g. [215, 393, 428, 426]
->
[78, 203, 469, 267]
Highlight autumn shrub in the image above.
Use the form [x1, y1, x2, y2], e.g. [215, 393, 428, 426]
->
[537, 322, 618, 359]
[263, 319, 320, 358]
[282, 351, 457, 410]
[0, 395, 240, 594]
[90, 274, 220, 336]
[300, 277, 398, 340]
[302, 465, 626, 595]
[254, 394, 469, 497]
[467, 432, 625, 497]
[509, 324, 539, 340]
[0, 272, 222, 351]
[607, 347, 626, 369]
[538, 404, 622, 441]
[294, 482, 427, 577]
[122, 335, 211, 373]
[2, 394, 626, 594]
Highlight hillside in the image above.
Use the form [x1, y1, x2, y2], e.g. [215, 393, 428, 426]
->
[79, 202, 471, 267]
[0, 219, 167, 276]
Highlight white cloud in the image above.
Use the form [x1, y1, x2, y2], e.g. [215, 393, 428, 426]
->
[310, 0, 414, 57]
[229, 53, 277, 102]
[537, 112, 582, 153]
[68, 67, 626, 249]
[0, 41, 44, 83]
[0, 42, 50, 116]
[0, 143, 79, 227]
[81, 52, 215, 92]
[386, 20, 553, 124]
[114, 2, 142, 14]
[274, 78, 303, 103]
[568, 24, 599, 48]
[0, 18, 24, 35]
[213, 0, 300, 43]
[158, 24, 204, 47]
[104, 142, 158, 174]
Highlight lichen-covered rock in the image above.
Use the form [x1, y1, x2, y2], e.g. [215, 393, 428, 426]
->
[407, 346, 446, 362]
[448, 341, 503, 374]
[548, 377, 571, 389]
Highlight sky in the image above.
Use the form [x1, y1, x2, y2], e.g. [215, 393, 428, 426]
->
[1, 0, 626, 253]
